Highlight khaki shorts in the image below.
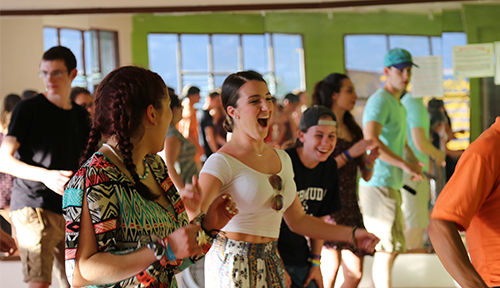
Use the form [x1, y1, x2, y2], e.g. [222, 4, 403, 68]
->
[358, 186, 406, 253]
[401, 174, 430, 229]
[10, 207, 66, 284]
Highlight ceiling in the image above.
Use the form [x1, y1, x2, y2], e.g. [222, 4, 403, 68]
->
[1, 0, 499, 16]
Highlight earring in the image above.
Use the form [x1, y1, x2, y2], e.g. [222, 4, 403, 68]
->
[234, 116, 239, 119]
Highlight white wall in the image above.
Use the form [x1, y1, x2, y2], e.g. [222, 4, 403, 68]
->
[0, 14, 133, 99]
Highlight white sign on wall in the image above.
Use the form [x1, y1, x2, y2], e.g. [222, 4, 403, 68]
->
[453, 43, 495, 78]
[411, 55, 444, 98]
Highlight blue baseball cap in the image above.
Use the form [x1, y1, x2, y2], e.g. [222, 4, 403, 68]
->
[384, 48, 419, 69]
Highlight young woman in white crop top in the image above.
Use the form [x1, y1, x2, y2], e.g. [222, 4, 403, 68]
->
[199, 71, 380, 287]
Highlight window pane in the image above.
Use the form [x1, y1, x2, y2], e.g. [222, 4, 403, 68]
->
[213, 34, 239, 72]
[442, 32, 467, 71]
[90, 30, 99, 73]
[182, 74, 210, 109]
[148, 34, 179, 91]
[181, 34, 208, 72]
[389, 35, 430, 57]
[99, 31, 117, 79]
[83, 31, 95, 92]
[242, 35, 266, 73]
[43, 27, 58, 51]
[345, 35, 387, 73]
[272, 34, 303, 97]
[431, 36, 442, 56]
[214, 75, 228, 89]
[60, 29, 84, 73]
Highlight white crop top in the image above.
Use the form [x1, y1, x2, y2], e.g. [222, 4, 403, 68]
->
[200, 149, 296, 238]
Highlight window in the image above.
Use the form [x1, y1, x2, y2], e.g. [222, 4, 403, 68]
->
[345, 33, 469, 149]
[43, 27, 119, 93]
[147, 33, 305, 100]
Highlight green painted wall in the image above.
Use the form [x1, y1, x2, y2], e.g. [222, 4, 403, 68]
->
[132, 11, 449, 91]
[131, 5, 499, 138]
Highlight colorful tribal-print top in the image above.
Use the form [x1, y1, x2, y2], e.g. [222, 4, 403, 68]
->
[63, 152, 198, 288]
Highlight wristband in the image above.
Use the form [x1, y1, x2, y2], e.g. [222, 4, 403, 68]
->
[310, 254, 321, 260]
[344, 150, 353, 161]
[351, 226, 358, 251]
[165, 241, 177, 262]
[141, 235, 178, 267]
[191, 212, 216, 254]
[310, 259, 321, 267]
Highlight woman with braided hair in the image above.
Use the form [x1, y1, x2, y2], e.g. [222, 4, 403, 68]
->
[63, 66, 237, 288]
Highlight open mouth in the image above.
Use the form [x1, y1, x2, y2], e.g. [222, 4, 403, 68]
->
[317, 148, 330, 155]
[258, 116, 269, 127]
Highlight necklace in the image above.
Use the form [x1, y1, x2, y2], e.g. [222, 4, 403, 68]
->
[230, 141, 265, 157]
[103, 143, 150, 180]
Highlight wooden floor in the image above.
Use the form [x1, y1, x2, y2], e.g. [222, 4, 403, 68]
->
[1, 251, 458, 288]
[320, 250, 458, 288]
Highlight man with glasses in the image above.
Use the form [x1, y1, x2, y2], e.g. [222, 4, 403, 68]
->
[0, 46, 90, 288]
[358, 48, 424, 288]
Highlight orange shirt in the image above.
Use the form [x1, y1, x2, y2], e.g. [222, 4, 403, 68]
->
[178, 103, 203, 163]
[431, 117, 500, 287]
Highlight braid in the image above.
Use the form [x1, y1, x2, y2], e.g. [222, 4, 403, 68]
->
[79, 128, 102, 166]
[114, 85, 158, 201]
[91, 66, 167, 201]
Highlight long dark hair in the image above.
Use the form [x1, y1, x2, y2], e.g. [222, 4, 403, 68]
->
[221, 70, 266, 133]
[80, 66, 167, 200]
[311, 73, 363, 140]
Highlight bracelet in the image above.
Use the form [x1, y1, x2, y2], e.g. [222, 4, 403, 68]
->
[165, 241, 177, 263]
[310, 259, 321, 267]
[310, 254, 321, 260]
[344, 150, 353, 161]
[351, 226, 358, 251]
[191, 212, 216, 254]
[340, 153, 348, 163]
[141, 235, 178, 267]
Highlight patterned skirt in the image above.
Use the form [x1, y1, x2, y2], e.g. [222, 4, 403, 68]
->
[205, 235, 286, 288]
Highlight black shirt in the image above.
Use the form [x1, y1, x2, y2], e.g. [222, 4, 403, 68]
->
[8, 94, 90, 214]
[278, 147, 342, 266]
[200, 109, 215, 158]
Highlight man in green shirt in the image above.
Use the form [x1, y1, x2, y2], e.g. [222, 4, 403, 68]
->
[359, 48, 424, 288]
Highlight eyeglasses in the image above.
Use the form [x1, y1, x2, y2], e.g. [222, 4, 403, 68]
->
[269, 174, 284, 212]
[38, 70, 68, 79]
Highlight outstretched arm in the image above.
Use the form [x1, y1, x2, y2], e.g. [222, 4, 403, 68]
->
[364, 121, 423, 181]
[0, 135, 72, 195]
[427, 219, 487, 288]
[283, 195, 379, 252]
[410, 127, 446, 167]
